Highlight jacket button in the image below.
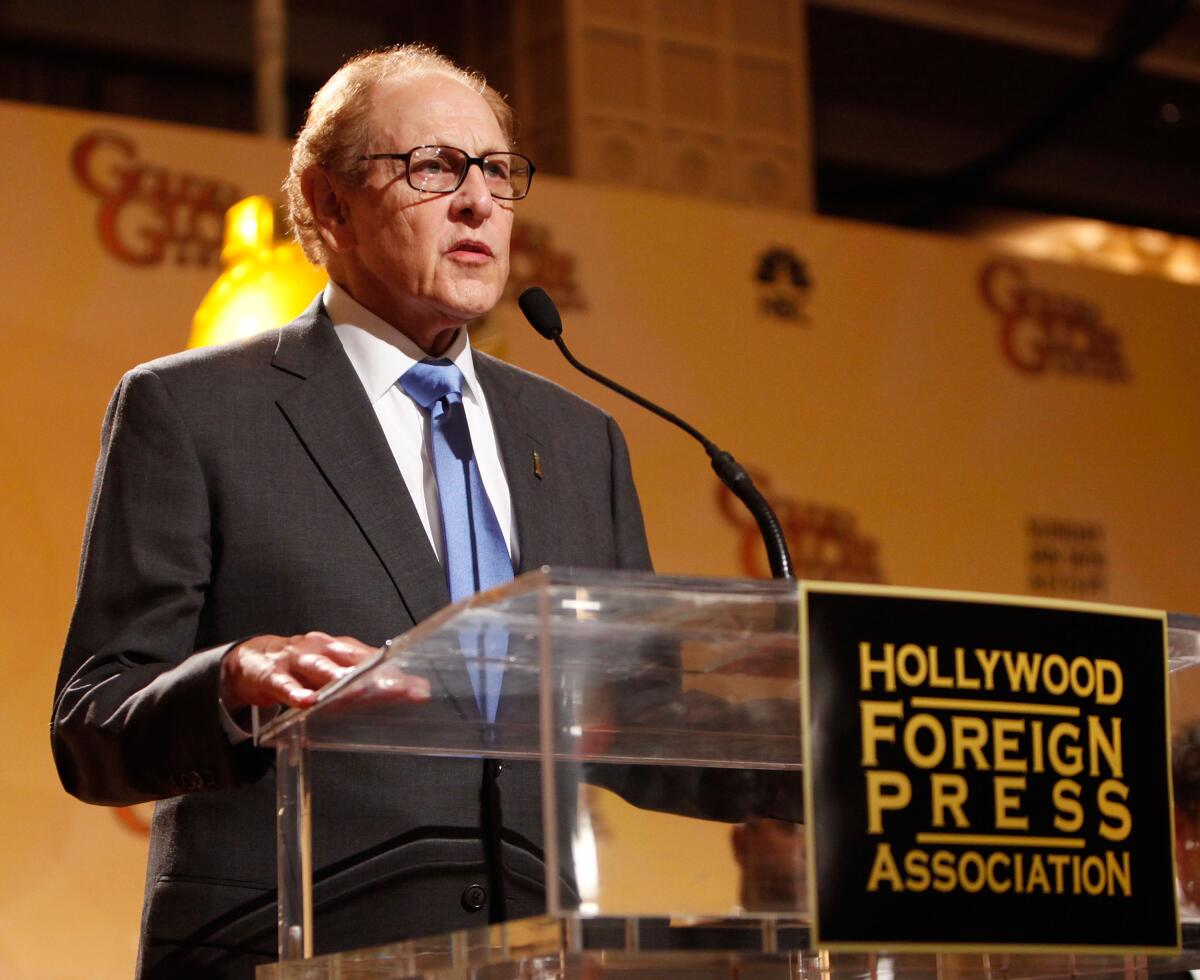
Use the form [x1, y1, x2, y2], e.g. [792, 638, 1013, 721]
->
[461, 884, 487, 912]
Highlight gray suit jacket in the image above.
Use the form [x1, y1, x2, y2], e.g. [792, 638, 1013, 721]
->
[51, 299, 652, 978]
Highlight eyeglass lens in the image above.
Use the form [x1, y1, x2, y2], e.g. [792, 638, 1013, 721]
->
[405, 146, 532, 199]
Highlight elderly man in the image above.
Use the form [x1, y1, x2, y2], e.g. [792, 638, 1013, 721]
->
[52, 45, 651, 978]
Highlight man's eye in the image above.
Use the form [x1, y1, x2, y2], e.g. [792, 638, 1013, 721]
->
[412, 159, 450, 175]
[483, 161, 510, 180]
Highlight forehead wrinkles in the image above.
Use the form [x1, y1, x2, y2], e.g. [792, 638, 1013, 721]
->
[371, 79, 503, 152]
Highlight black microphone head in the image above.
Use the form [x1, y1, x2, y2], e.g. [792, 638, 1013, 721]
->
[518, 287, 563, 340]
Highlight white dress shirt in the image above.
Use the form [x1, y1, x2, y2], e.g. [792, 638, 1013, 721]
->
[221, 285, 520, 741]
[324, 281, 520, 568]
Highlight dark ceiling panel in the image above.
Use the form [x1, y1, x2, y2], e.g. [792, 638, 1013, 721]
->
[808, 3, 1200, 235]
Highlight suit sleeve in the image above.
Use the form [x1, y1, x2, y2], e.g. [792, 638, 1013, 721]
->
[605, 414, 653, 572]
[51, 368, 271, 806]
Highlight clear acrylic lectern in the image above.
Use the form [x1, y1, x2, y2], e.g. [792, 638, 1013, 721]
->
[253, 569, 1200, 979]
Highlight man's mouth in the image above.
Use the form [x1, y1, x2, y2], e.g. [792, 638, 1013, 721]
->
[449, 240, 493, 257]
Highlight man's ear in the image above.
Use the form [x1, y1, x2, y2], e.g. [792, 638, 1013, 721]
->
[302, 167, 355, 254]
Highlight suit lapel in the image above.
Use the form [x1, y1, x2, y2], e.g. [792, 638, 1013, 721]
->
[270, 314, 552, 723]
[272, 302, 451, 629]
[474, 352, 559, 575]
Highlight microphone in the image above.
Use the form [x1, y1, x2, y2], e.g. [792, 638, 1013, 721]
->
[517, 286, 794, 580]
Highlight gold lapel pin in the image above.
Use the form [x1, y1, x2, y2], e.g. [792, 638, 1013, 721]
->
[532, 450, 544, 480]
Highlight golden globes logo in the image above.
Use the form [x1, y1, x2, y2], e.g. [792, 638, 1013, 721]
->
[506, 221, 586, 310]
[71, 129, 242, 267]
[979, 259, 1130, 381]
[716, 470, 883, 581]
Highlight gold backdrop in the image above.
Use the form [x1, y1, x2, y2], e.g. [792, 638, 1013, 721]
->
[3, 99, 1197, 978]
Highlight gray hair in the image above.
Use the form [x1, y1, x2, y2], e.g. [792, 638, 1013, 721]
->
[284, 44, 515, 264]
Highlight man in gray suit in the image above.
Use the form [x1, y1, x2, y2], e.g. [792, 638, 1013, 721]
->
[52, 45, 651, 978]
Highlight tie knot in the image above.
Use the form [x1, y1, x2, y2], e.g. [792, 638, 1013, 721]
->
[399, 358, 465, 411]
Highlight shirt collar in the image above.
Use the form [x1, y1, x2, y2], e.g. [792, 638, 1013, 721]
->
[324, 280, 482, 404]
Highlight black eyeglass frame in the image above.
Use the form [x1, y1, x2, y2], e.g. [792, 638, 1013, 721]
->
[359, 145, 537, 200]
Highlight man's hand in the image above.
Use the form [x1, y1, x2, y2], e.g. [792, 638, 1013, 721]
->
[219, 631, 428, 712]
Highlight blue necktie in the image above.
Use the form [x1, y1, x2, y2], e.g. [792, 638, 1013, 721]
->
[400, 359, 512, 720]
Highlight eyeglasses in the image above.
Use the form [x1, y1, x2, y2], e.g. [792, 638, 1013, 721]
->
[360, 145, 536, 200]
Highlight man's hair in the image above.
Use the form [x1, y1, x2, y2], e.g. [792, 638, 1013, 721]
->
[284, 44, 515, 265]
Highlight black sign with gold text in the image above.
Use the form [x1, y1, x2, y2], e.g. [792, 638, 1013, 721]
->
[801, 584, 1176, 953]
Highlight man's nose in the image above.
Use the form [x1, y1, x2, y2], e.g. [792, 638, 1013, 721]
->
[450, 162, 495, 218]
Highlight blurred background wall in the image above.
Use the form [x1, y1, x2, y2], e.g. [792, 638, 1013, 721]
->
[2, 1, 1198, 976]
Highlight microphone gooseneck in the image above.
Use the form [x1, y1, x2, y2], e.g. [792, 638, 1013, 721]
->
[517, 286, 794, 580]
